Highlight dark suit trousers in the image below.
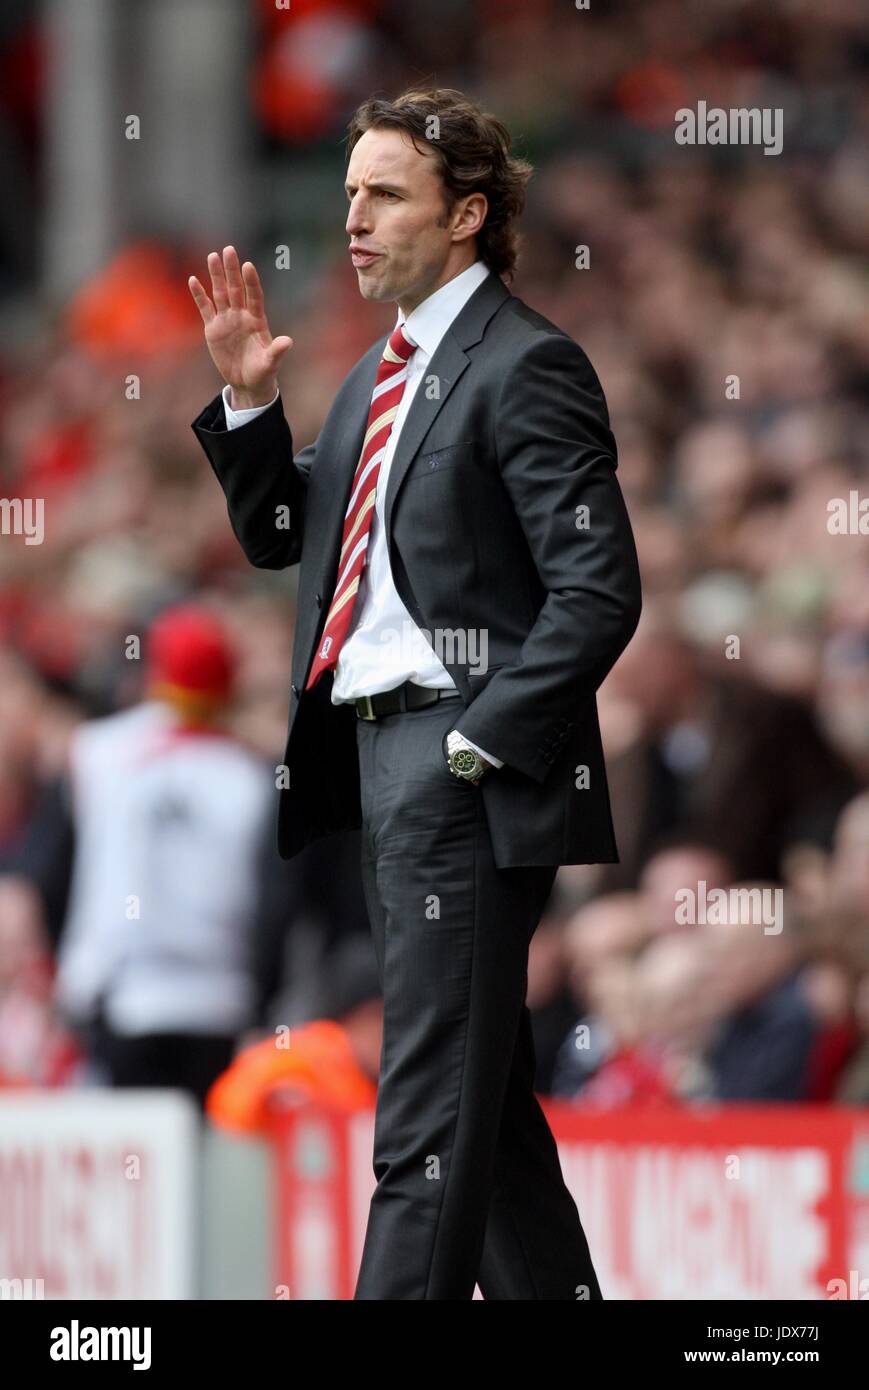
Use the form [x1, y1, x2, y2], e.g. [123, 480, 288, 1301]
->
[353, 697, 602, 1300]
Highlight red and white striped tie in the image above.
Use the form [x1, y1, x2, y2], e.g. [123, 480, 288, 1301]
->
[306, 322, 417, 690]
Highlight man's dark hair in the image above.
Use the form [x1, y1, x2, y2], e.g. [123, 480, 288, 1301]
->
[346, 87, 533, 280]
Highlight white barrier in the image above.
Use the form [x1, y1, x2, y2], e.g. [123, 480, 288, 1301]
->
[0, 1091, 198, 1299]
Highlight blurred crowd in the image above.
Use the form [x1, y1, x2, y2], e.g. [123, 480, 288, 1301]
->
[0, 0, 866, 1122]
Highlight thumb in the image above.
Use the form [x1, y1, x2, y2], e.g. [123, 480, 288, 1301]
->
[269, 335, 293, 364]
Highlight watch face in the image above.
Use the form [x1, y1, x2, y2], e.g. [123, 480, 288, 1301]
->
[451, 748, 479, 777]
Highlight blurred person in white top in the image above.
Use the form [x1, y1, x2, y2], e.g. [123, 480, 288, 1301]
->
[55, 604, 273, 1105]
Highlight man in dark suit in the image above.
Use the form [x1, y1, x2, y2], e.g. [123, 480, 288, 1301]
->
[189, 87, 641, 1299]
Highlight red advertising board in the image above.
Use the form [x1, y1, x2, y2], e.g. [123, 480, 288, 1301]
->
[271, 1102, 869, 1300]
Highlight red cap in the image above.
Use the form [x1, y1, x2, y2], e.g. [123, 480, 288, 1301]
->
[145, 605, 236, 707]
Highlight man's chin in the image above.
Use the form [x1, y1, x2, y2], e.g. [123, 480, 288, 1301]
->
[355, 268, 393, 302]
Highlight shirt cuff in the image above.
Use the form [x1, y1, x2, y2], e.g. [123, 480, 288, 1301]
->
[222, 383, 280, 430]
[456, 734, 503, 769]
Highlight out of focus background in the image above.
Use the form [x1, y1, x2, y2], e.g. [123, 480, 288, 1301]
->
[0, 0, 867, 1300]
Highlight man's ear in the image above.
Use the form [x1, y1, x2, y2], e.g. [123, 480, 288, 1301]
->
[447, 190, 489, 241]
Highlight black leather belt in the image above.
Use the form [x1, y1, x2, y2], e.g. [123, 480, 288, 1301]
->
[353, 681, 462, 721]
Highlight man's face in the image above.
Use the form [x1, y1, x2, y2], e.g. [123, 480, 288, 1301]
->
[345, 126, 474, 313]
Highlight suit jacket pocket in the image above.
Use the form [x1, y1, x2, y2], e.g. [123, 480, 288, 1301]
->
[405, 439, 478, 482]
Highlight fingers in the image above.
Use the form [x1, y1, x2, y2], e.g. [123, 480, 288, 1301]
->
[187, 275, 215, 324]
[207, 250, 229, 312]
[222, 245, 246, 310]
[241, 261, 265, 321]
[198, 248, 288, 349]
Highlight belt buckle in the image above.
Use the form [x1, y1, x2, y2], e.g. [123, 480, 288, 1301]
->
[357, 695, 377, 721]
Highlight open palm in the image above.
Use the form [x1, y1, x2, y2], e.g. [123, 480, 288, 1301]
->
[188, 245, 292, 405]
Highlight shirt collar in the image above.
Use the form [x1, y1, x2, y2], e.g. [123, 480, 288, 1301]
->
[396, 260, 491, 359]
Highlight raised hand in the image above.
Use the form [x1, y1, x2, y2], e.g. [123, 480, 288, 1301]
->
[188, 246, 293, 409]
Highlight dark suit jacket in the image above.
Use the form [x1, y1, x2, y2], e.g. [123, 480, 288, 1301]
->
[192, 271, 642, 868]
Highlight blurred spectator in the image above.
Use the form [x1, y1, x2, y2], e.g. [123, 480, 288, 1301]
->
[525, 900, 587, 1094]
[638, 839, 736, 936]
[551, 876, 849, 1107]
[799, 956, 861, 1102]
[702, 901, 818, 1102]
[54, 604, 276, 1106]
[606, 613, 859, 883]
[0, 876, 81, 1087]
[551, 894, 650, 1099]
[0, 649, 76, 943]
[572, 931, 716, 1107]
[835, 973, 869, 1105]
[796, 791, 869, 1102]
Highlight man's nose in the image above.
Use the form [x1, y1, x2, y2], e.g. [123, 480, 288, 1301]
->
[346, 194, 371, 237]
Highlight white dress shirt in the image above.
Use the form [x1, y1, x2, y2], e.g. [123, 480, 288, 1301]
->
[223, 258, 502, 768]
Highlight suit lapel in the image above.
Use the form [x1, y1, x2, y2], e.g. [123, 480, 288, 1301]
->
[383, 272, 512, 545]
[382, 332, 470, 545]
[313, 272, 512, 613]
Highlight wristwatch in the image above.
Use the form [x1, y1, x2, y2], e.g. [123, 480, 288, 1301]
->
[445, 730, 488, 784]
